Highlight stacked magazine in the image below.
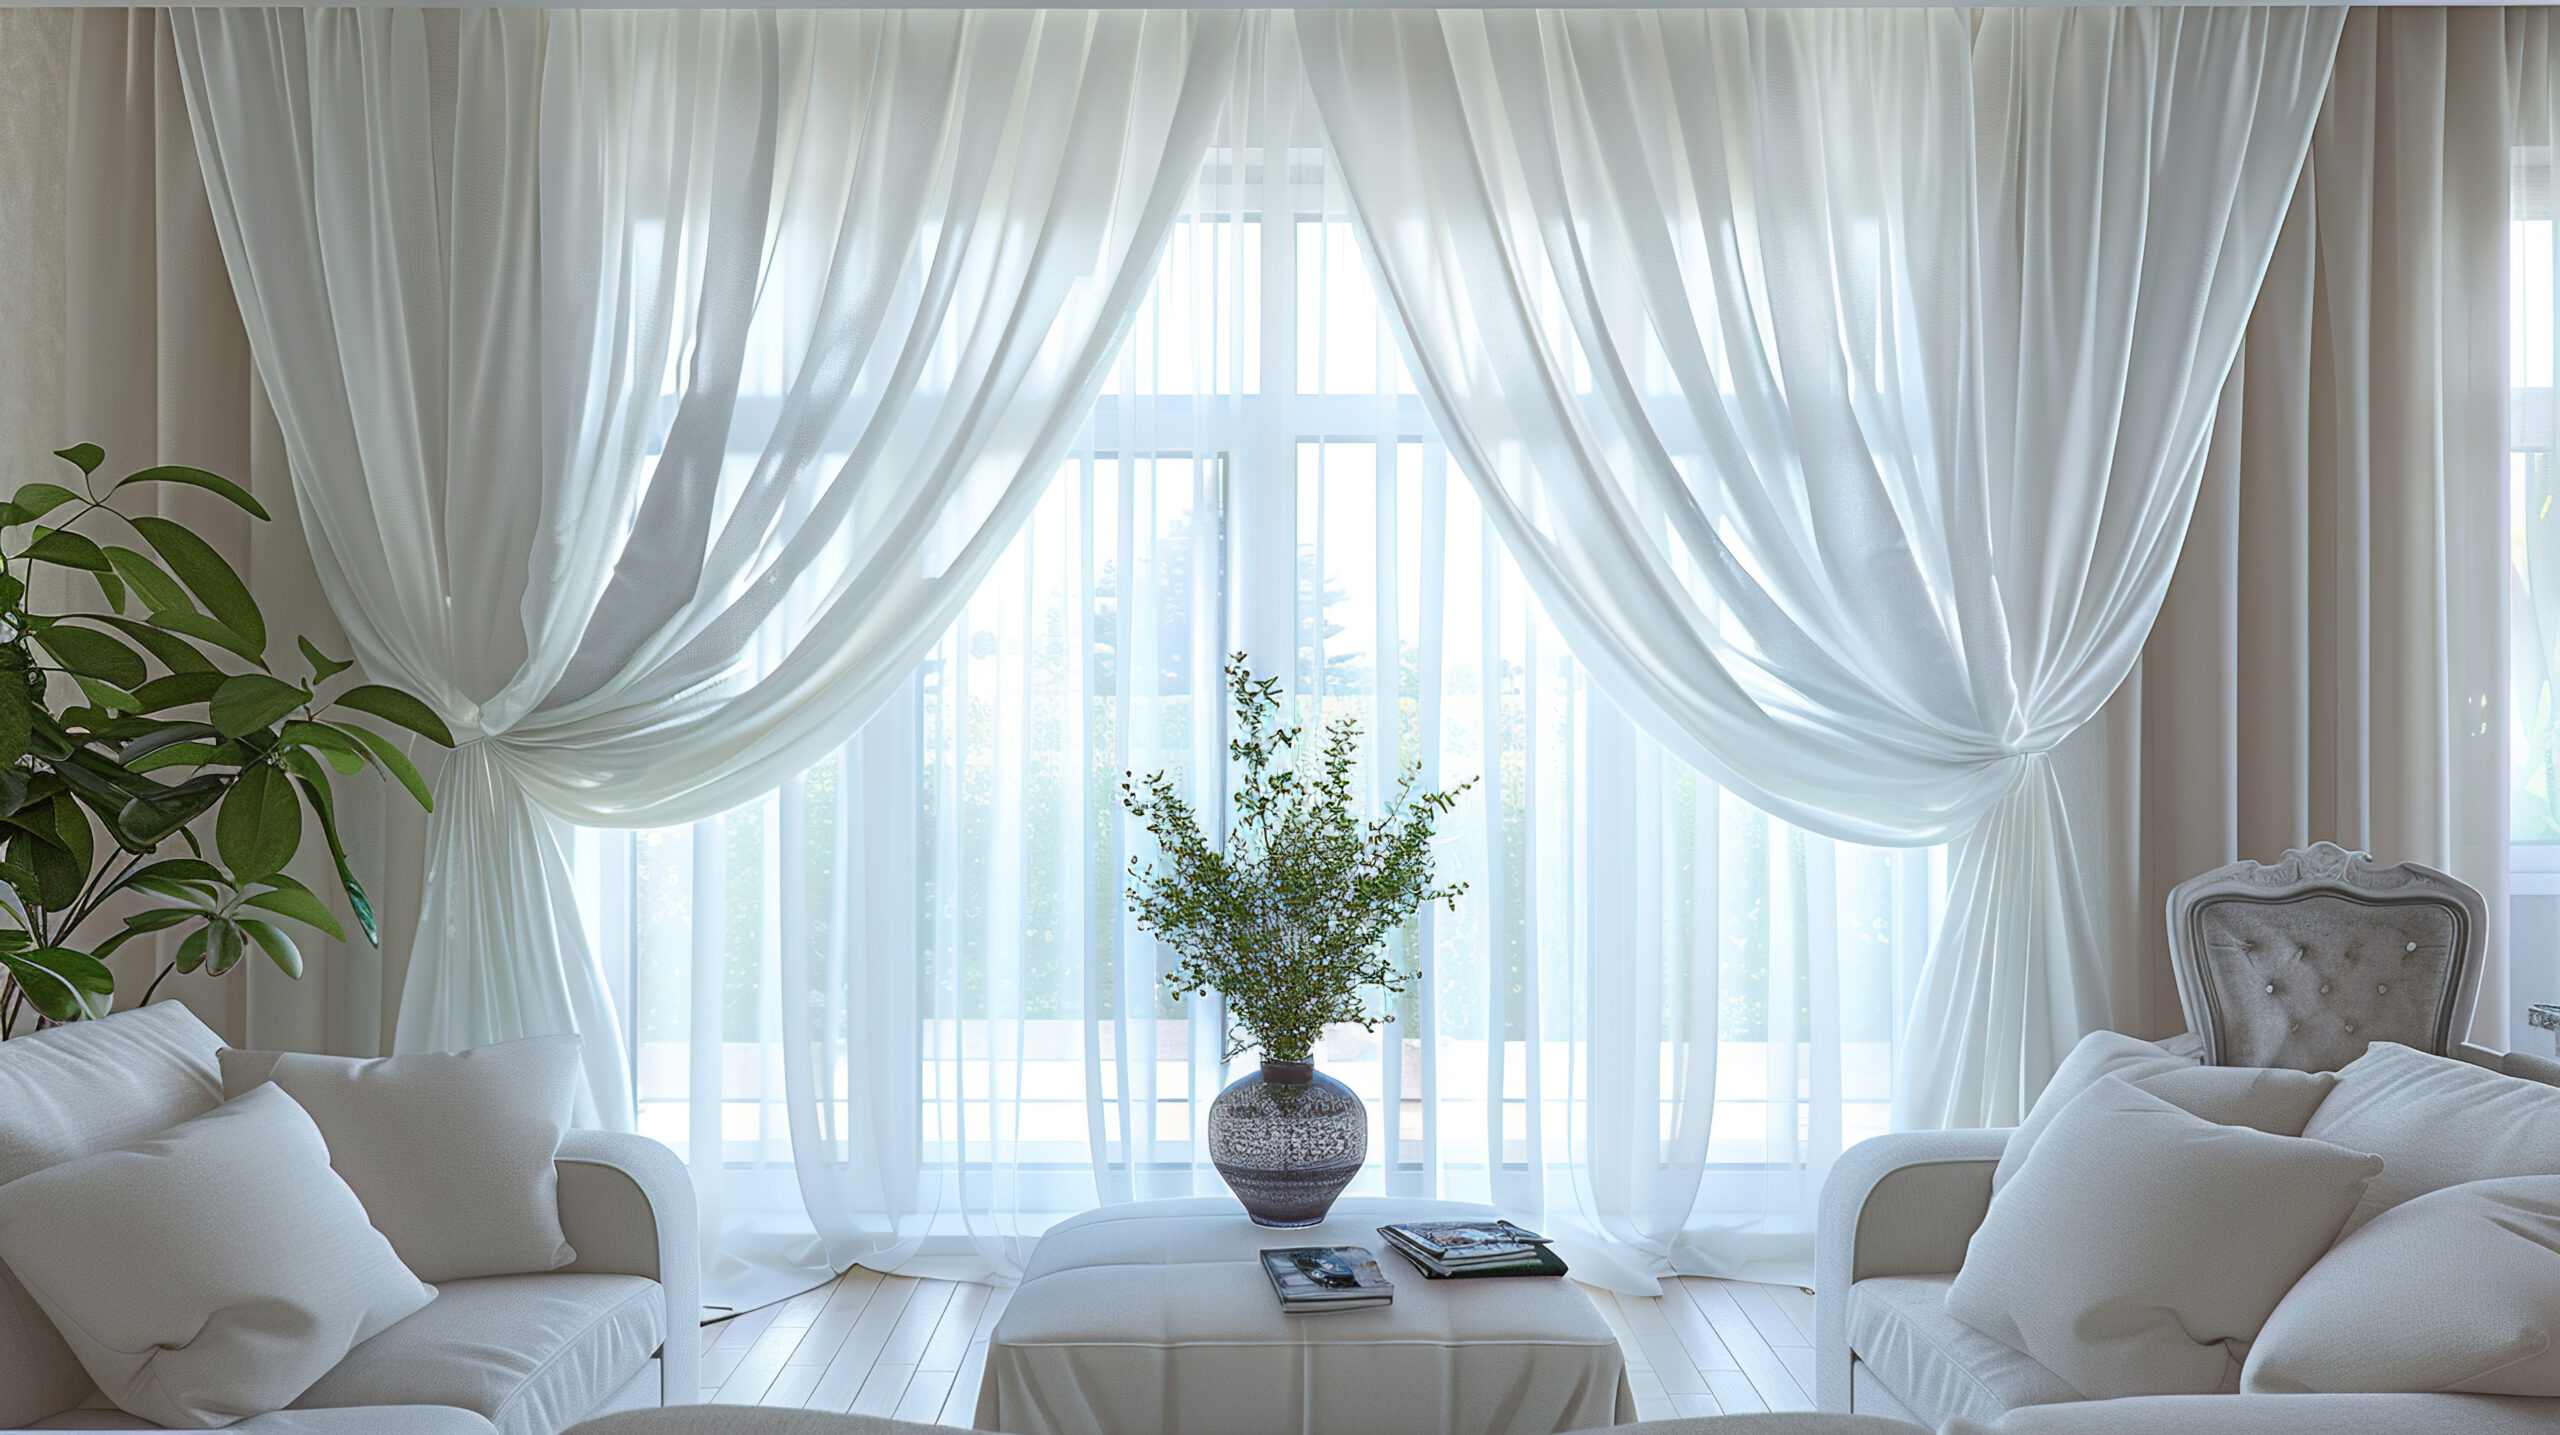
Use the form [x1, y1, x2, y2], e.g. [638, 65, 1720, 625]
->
[1258, 1246, 1395, 1313]
[1377, 1219, 1569, 1279]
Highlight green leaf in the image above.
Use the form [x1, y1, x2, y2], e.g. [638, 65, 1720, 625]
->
[104, 547, 195, 614]
[125, 741, 219, 775]
[146, 609, 262, 665]
[132, 672, 227, 712]
[173, 925, 208, 974]
[243, 883, 345, 943]
[92, 567, 126, 614]
[0, 678, 30, 770]
[13, 484, 82, 519]
[19, 832, 81, 912]
[70, 675, 138, 714]
[291, 769, 375, 947]
[93, 906, 196, 961]
[116, 466, 271, 522]
[297, 636, 354, 683]
[98, 616, 217, 676]
[21, 529, 110, 572]
[0, 948, 110, 1021]
[205, 919, 244, 976]
[340, 722, 432, 809]
[51, 444, 103, 477]
[32, 624, 147, 690]
[329, 685, 453, 747]
[208, 673, 306, 740]
[131, 516, 264, 653]
[279, 720, 366, 775]
[215, 762, 297, 881]
[118, 721, 220, 765]
[234, 917, 302, 978]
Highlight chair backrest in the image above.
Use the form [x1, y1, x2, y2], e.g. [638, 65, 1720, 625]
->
[2166, 842, 2486, 1072]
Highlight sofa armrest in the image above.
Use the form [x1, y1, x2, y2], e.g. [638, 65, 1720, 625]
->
[556, 1129, 697, 1406]
[1946, 1392, 2560, 1435]
[1815, 1128, 2009, 1413]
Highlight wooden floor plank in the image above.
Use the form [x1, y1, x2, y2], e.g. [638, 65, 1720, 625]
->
[896, 1368, 959, 1425]
[1652, 1282, 1744, 1372]
[874, 1281, 960, 1371]
[850, 1361, 918, 1417]
[697, 1305, 784, 1392]
[788, 1269, 888, 1367]
[1767, 1284, 1819, 1345]
[919, 1284, 994, 1373]
[941, 1340, 992, 1427]
[1671, 1390, 1726, 1418]
[1725, 1280, 1811, 1349]
[712, 1311, 820, 1405]
[759, 1365, 825, 1408]
[805, 1276, 921, 1411]
[1623, 1366, 1675, 1421]
[1705, 1368, 1769, 1414]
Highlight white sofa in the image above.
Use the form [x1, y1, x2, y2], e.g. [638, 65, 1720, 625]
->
[0, 1007, 697, 1435]
[1813, 1068, 2560, 1435]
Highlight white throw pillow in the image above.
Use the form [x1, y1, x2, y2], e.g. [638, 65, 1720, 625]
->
[2301, 1041, 2560, 1237]
[0, 1083, 434, 1427]
[2133, 1065, 2335, 1136]
[2245, 1176, 2560, 1396]
[1991, 1030, 2195, 1191]
[0, 1001, 230, 1428]
[220, 1035, 580, 1282]
[1948, 1075, 2381, 1399]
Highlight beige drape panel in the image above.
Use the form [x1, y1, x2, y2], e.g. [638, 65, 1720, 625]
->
[2118, 7, 2519, 1047]
[0, 10, 414, 1055]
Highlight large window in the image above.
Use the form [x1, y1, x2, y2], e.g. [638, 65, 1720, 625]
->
[573, 135, 1942, 1300]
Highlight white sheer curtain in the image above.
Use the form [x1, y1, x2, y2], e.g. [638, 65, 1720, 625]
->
[577, 24, 1947, 1310]
[170, 8, 1243, 1125]
[1296, 7, 2343, 1127]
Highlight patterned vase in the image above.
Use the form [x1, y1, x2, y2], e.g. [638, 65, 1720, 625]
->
[1206, 1059, 1367, 1228]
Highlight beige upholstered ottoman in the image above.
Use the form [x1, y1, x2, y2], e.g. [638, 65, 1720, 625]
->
[975, 1196, 1635, 1435]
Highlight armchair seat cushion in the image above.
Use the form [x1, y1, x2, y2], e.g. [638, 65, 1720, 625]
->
[1847, 1275, 2081, 1426]
[294, 1274, 664, 1435]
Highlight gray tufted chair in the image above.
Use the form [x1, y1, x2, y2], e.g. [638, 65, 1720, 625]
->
[2165, 842, 2486, 1072]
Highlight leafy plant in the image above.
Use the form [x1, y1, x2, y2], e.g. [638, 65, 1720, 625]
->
[0, 444, 454, 1037]
[1120, 656, 1473, 1064]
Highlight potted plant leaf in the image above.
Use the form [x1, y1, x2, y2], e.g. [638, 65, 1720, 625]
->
[1121, 656, 1472, 1226]
[0, 444, 453, 1037]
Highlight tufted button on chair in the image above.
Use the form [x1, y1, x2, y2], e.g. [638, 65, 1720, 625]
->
[2165, 842, 2486, 1072]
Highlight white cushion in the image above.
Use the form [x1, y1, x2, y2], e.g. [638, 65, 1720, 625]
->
[2133, 1065, 2334, 1135]
[31, 1407, 498, 1434]
[0, 1083, 436, 1428]
[1992, 1031, 2194, 1192]
[1947, 1076, 2380, 1399]
[2300, 1040, 2560, 1237]
[294, 1273, 665, 1435]
[0, 1002, 229, 1428]
[1846, 1274, 2081, 1426]
[2244, 1176, 2560, 1395]
[222, 1035, 580, 1282]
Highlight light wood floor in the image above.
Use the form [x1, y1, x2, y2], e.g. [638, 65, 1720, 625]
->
[696, 1270, 1819, 1425]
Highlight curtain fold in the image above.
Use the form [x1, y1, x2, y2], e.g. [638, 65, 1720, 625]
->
[2124, 7, 2519, 1050]
[1297, 6, 2343, 1126]
[170, 8, 1244, 1124]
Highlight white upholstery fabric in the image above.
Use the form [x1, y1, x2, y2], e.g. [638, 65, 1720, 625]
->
[554, 1129, 698, 1404]
[1947, 1078, 2380, 1399]
[1991, 1032, 2193, 1192]
[1845, 1275, 2080, 1427]
[222, 1036, 580, 1281]
[0, 1003, 228, 1427]
[1942, 1391, 2560, 1435]
[1814, 1128, 2009, 1413]
[294, 1273, 663, 1435]
[2301, 1041, 2560, 1236]
[32, 1406, 499, 1433]
[0, 1083, 435, 1428]
[2132, 1066, 2335, 1136]
[976, 1197, 1632, 1435]
[2244, 1176, 2560, 1395]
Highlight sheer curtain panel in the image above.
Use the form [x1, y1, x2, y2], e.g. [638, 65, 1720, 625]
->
[1296, 7, 2344, 1127]
[170, 8, 1243, 1128]
[574, 23, 1946, 1304]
